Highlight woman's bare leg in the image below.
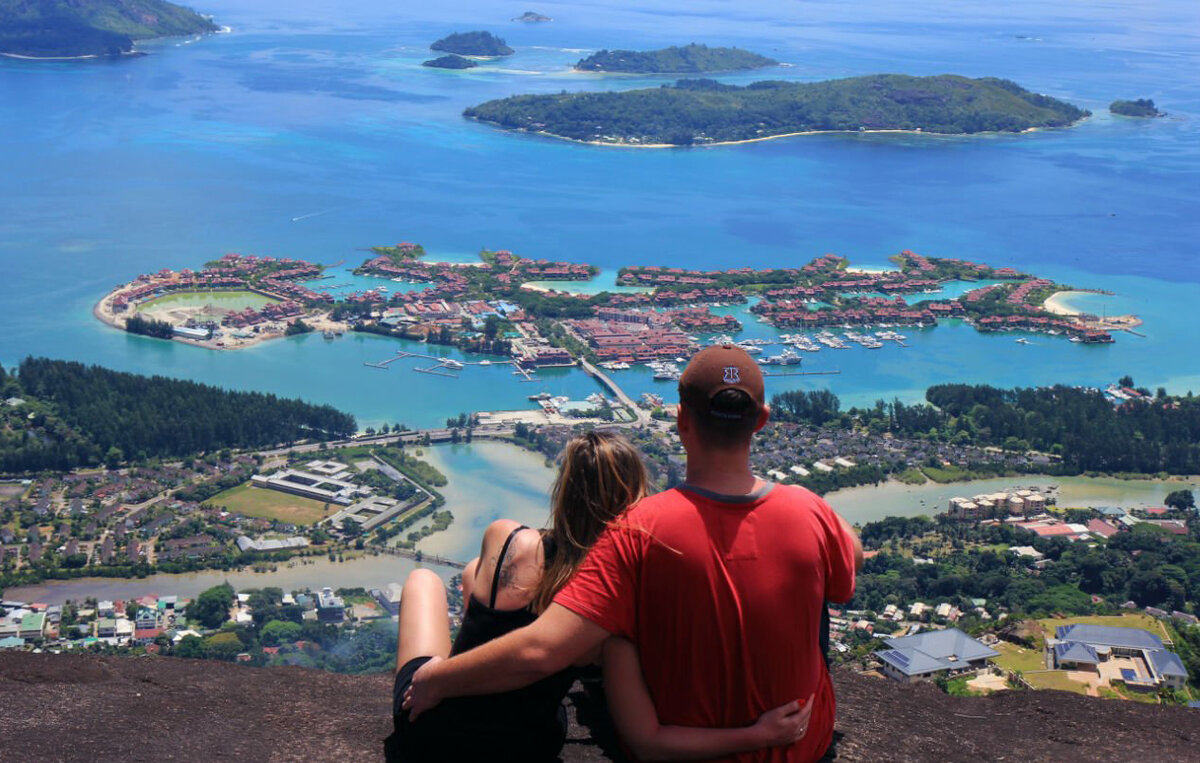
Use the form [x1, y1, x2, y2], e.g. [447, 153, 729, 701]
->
[461, 558, 479, 612]
[395, 568, 452, 671]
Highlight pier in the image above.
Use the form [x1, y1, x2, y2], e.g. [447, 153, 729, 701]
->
[364, 350, 538, 381]
[580, 358, 649, 425]
[763, 369, 842, 377]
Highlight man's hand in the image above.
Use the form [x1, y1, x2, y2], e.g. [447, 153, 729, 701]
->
[751, 693, 814, 747]
[402, 656, 444, 721]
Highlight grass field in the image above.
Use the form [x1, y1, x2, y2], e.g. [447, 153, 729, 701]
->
[210, 483, 334, 526]
[1037, 613, 1168, 642]
[992, 641, 1046, 673]
[1023, 670, 1089, 694]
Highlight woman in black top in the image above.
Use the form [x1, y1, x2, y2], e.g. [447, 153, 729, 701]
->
[388, 431, 809, 761]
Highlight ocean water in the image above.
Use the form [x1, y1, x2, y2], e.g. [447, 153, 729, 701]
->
[1, 0, 1198, 427]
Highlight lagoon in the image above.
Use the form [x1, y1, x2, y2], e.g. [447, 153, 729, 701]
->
[827, 474, 1200, 526]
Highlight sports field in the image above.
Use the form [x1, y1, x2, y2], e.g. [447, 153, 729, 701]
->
[210, 483, 334, 525]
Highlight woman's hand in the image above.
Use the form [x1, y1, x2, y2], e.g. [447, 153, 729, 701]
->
[751, 693, 814, 748]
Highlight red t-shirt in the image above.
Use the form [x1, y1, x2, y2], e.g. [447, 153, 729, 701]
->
[555, 483, 857, 762]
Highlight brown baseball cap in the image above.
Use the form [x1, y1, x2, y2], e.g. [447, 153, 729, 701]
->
[678, 344, 765, 418]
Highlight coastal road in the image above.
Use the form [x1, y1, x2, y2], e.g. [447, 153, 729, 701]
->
[579, 358, 651, 426]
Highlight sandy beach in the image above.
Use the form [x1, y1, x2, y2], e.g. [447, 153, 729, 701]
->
[466, 120, 1081, 150]
[1043, 290, 1088, 316]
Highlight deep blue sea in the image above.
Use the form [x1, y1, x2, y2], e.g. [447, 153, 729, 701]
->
[2, 0, 1198, 427]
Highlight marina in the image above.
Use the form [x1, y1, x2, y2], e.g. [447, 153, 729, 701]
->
[364, 350, 538, 381]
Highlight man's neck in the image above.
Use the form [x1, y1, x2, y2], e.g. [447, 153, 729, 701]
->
[683, 448, 760, 496]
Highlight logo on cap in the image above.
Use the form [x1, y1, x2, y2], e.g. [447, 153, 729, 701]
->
[723, 366, 741, 384]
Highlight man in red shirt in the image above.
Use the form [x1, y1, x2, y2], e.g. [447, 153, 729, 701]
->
[407, 345, 862, 760]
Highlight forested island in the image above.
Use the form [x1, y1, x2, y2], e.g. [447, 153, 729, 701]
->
[513, 11, 551, 23]
[0, 0, 218, 58]
[464, 74, 1090, 146]
[1110, 98, 1164, 118]
[422, 55, 477, 70]
[430, 31, 512, 57]
[574, 44, 777, 74]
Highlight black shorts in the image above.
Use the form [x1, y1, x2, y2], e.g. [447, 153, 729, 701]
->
[386, 657, 567, 762]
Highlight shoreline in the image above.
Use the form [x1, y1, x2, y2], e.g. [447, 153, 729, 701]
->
[1043, 289, 1142, 330]
[1043, 290, 1091, 316]
[93, 286, 351, 352]
[470, 117, 1086, 149]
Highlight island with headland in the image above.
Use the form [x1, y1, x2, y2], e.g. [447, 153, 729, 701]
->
[464, 74, 1090, 146]
[430, 30, 513, 57]
[574, 43, 777, 74]
[0, 0, 219, 59]
[1110, 98, 1164, 118]
[422, 54, 477, 70]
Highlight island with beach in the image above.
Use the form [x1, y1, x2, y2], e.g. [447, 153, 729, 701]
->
[0, 0, 219, 59]
[430, 30, 512, 57]
[464, 74, 1090, 146]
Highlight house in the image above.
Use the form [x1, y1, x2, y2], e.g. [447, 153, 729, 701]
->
[17, 613, 46, 641]
[1048, 624, 1189, 691]
[875, 628, 999, 683]
[316, 587, 345, 624]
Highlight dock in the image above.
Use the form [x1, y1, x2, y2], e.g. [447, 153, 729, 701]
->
[365, 350, 537, 381]
[763, 370, 842, 377]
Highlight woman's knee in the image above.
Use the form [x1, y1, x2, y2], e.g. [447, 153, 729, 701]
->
[403, 568, 446, 600]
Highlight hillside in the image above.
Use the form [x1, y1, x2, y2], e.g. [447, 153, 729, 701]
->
[0, 0, 217, 58]
[465, 74, 1090, 146]
[0, 652, 1196, 760]
[430, 30, 512, 57]
[575, 44, 777, 74]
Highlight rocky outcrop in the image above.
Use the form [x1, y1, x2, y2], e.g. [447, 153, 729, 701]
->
[0, 652, 1196, 761]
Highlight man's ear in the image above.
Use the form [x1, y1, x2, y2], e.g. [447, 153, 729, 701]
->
[754, 404, 770, 433]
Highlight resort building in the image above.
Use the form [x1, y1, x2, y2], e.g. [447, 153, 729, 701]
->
[1047, 624, 1189, 691]
[316, 587, 346, 624]
[249, 468, 369, 506]
[875, 628, 999, 683]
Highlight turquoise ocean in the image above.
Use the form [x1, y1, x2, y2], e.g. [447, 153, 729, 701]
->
[1, 0, 1198, 428]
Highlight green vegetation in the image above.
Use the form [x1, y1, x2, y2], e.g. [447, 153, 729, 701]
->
[372, 447, 448, 489]
[422, 54, 477, 70]
[187, 582, 233, 629]
[208, 483, 334, 526]
[0, 358, 355, 473]
[1110, 98, 1163, 118]
[465, 74, 1090, 146]
[1166, 489, 1196, 511]
[0, 0, 218, 58]
[574, 44, 776, 74]
[992, 641, 1046, 673]
[284, 319, 314, 336]
[1023, 671, 1089, 694]
[430, 31, 512, 57]
[124, 313, 175, 339]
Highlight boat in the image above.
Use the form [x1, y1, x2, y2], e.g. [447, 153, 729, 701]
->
[442, 359, 464, 370]
[1015, 338, 1031, 345]
[479, 359, 492, 365]
[528, 392, 552, 401]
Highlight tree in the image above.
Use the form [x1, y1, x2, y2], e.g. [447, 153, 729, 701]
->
[204, 631, 244, 661]
[174, 634, 207, 659]
[260, 620, 302, 647]
[1165, 489, 1196, 511]
[104, 446, 124, 470]
[187, 583, 233, 629]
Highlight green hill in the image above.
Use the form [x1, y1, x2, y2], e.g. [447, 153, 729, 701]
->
[464, 74, 1090, 146]
[575, 44, 777, 74]
[430, 31, 512, 57]
[0, 0, 218, 58]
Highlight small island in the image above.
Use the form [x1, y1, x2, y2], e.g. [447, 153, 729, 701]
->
[0, 0, 218, 59]
[1110, 98, 1164, 118]
[575, 44, 777, 74]
[422, 54, 477, 70]
[513, 11, 552, 23]
[464, 74, 1090, 146]
[430, 30, 513, 57]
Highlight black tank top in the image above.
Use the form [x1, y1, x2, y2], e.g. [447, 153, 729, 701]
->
[443, 526, 575, 759]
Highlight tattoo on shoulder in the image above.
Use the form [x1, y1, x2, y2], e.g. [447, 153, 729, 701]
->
[497, 558, 518, 590]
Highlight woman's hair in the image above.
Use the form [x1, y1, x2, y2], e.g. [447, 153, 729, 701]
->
[530, 430, 648, 614]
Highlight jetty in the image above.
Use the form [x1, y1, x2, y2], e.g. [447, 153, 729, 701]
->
[580, 358, 649, 425]
[365, 350, 538, 381]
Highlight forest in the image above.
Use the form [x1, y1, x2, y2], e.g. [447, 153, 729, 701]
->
[464, 74, 1091, 145]
[422, 55, 477, 70]
[430, 31, 512, 57]
[0, 0, 217, 57]
[574, 44, 776, 73]
[1110, 98, 1163, 117]
[0, 359, 356, 473]
[772, 383, 1200, 476]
